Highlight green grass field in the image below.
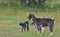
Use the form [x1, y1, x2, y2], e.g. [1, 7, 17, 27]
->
[0, 11, 60, 37]
[0, 0, 60, 37]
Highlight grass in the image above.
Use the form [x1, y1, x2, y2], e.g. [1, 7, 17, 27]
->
[0, 0, 60, 11]
[0, 12, 60, 37]
[0, 0, 60, 37]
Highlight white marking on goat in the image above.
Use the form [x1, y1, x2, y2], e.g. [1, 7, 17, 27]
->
[26, 24, 27, 27]
[41, 27, 44, 33]
[40, 25, 43, 33]
[35, 27, 39, 34]
[51, 18, 55, 24]
[34, 23, 37, 28]
[51, 18, 55, 20]
[50, 32, 53, 36]
[34, 23, 40, 34]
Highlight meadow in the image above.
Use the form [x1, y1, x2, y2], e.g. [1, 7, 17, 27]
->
[0, 0, 60, 37]
[0, 9, 60, 37]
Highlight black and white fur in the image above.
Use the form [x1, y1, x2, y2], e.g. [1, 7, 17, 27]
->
[28, 13, 55, 36]
[19, 21, 29, 31]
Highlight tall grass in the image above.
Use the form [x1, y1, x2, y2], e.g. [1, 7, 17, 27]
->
[0, 0, 60, 12]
